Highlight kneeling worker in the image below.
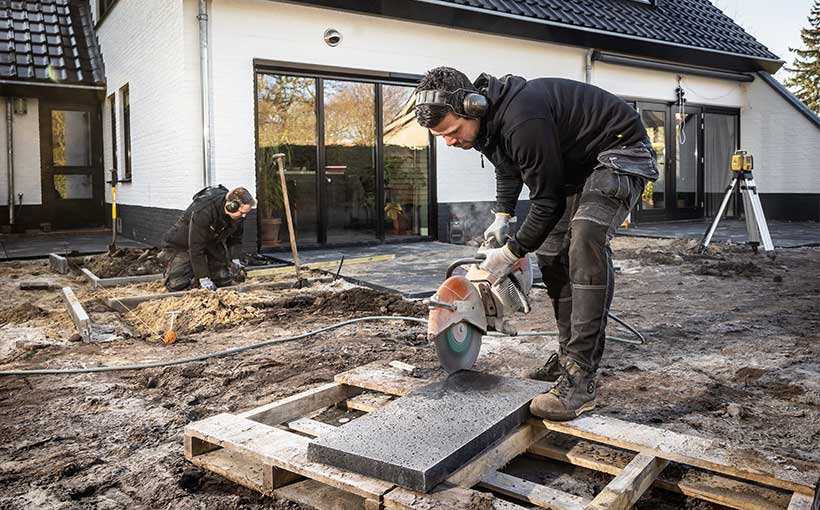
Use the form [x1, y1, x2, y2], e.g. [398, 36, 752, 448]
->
[162, 185, 256, 291]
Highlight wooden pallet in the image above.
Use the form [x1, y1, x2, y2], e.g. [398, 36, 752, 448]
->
[184, 362, 820, 510]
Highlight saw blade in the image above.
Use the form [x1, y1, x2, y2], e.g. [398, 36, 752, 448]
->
[435, 321, 482, 373]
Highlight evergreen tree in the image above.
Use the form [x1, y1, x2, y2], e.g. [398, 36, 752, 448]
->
[785, 1, 820, 113]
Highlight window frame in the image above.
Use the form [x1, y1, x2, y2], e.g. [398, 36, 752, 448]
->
[107, 93, 118, 179]
[252, 61, 436, 247]
[120, 84, 132, 181]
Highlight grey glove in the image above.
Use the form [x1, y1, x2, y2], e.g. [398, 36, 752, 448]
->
[479, 244, 519, 278]
[483, 212, 511, 246]
[198, 277, 217, 291]
[231, 258, 244, 271]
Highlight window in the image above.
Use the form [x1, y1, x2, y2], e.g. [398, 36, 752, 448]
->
[108, 93, 118, 178]
[255, 70, 433, 247]
[51, 110, 91, 167]
[121, 84, 132, 180]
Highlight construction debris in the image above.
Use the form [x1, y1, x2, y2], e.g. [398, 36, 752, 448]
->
[82, 247, 165, 278]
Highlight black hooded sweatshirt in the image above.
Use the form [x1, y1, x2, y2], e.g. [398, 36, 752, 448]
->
[472, 74, 648, 257]
[162, 185, 245, 279]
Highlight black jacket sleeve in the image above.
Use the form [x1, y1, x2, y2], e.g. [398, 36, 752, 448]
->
[494, 159, 523, 215]
[188, 206, 214, 280]
[227, 221, 245, 259]
[505, 117, 566, 257]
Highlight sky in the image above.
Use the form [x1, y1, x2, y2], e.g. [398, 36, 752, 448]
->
[711, 0, 816, 84]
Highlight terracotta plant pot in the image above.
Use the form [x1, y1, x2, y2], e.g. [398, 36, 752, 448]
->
[260, 218, 282, 247]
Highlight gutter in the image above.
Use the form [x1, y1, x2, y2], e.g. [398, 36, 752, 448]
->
[757, 71, 820, 131]
[5, 97, 14, 226]
[198, 0, 213, 187]
[592, 52, 755, 82]
[0, 80, 106, 91]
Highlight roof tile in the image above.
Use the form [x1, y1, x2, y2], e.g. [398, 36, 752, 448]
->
[441, 0, 779, 61]
[0, 0, 103, 85]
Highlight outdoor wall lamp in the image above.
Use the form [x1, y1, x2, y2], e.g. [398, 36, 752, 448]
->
[324, 28, 342, 47]
[13, 98, 27, 115]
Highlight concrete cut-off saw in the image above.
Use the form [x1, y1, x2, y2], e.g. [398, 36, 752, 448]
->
[427, 244, 533, 373]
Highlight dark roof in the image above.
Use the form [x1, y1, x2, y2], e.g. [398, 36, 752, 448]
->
[439, 0, 780, 62]
[0, 0, 104, 87]
[291, 0, 783, 73]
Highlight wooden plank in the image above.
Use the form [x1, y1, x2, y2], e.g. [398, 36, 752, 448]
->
[346, 392, 394, 413]
[585, 453, 668, 510]
[384, 484, 529, 510]
[238, 382, 361, 426]
[335, 362, 435, 396]
[95, 273, 164, 288]
[448, 424, 548, 488]
[287, 418, 338, 437]
[534, 416, 819, 495]
[184, 413, 394, 499]
[479, 471, 589, 510]
[788, 493, 814, 510]
[276, 479, 368, 510]
[530, 436, 791, 510]
[105, 278, 331, 312]
[61, 286, 92, 340]
[189, 447, 270, 495]
[247, 255, 396, 278]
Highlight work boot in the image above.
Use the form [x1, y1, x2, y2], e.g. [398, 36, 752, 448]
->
[526, 352, 566, 382]
[530, 359, 597, 421]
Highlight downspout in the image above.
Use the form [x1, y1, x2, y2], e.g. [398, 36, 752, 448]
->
[584, 49, 595, 84]
[5, 97, 14, 227]
[198, 0, 213, 187]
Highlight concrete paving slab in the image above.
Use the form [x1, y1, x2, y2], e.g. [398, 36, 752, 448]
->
[307, 371, 550, 492]
[265, 241, 543, 297]
[49, 253, 69, 274]
[1, 229, 146, 260]
[61, 287, 91, 340]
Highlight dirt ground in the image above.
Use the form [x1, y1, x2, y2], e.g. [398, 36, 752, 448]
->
[0, 236, 818, 509]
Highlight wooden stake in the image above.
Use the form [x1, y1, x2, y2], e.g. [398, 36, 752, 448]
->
[273, 153, 300, 278]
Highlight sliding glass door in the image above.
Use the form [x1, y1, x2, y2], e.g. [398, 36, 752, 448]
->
[255, 70, 433, 248]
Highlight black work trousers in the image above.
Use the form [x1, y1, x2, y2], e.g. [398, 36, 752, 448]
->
[535, 142, 657, 373]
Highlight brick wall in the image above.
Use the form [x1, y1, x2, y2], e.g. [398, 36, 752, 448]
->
[96, 0, 203, 209]
[116, 203, 259, 254]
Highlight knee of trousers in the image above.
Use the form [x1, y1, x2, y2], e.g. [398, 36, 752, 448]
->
[536, 253, 571, 299]
[568, 219, 611, 285]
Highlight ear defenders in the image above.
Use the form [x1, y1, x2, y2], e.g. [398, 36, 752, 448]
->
[225, 199, 241, 213]
[416, 88, 488, 119]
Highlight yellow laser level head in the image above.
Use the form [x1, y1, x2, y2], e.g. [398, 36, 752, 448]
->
[731, 150, 753, 172]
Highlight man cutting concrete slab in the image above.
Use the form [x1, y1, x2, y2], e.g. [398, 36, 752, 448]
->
[414, 67, 659, 421]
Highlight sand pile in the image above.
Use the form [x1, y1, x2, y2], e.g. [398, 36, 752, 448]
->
[84, 248, 165, 278]
[0, 302, 49, 325]
[126, 289, 262, 338]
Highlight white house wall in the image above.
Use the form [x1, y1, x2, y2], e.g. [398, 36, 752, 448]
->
[96, 0, 202, 207]
[208, 0, 585, 203]
[741, 77, 820, 194]
[207, 0, 773, 208]
[0, 98, 42, 206]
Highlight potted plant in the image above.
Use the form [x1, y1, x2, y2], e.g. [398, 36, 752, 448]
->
[384, 202, 404, 235]
[257, 149, 286, 247]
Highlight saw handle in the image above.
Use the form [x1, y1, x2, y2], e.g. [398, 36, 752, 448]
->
[446, 257, 485, 278]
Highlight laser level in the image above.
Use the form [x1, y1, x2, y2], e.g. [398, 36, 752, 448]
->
[699, 150, 774, 256]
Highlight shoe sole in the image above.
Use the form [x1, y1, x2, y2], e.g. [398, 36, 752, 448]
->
[531, 399, 597, 422]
